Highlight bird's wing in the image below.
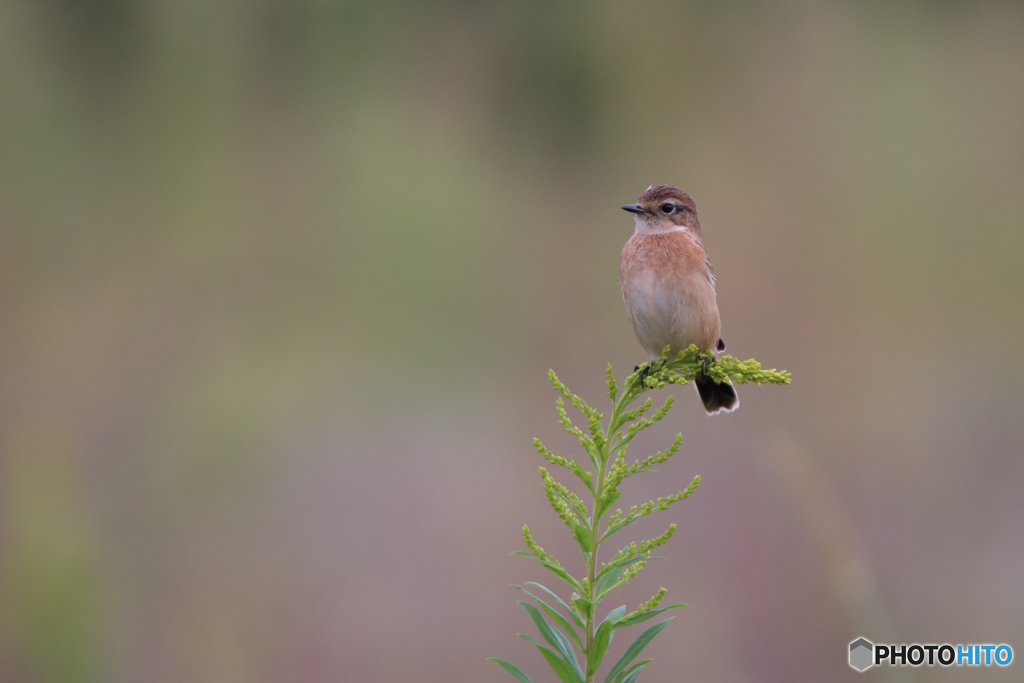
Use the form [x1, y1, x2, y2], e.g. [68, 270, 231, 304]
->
[704, 255, 716, 288]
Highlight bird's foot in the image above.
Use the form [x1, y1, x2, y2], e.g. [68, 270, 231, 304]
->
[694, 352, 711, 375]
[635, 362, 653, 386]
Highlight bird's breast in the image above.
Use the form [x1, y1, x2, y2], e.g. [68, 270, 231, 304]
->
[619, 232, 720, 357]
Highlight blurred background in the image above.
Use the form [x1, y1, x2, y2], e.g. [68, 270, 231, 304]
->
[1, 1, 1023, 681]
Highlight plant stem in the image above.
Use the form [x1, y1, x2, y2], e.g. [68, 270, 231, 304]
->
[584, 372, 644, 683]
[585, 443, 605, 683]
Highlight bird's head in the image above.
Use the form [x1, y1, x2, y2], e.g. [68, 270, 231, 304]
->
[622, 185, 700, 235]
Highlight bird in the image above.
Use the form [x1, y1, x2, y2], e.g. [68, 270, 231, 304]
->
[619, 185, 738, 414]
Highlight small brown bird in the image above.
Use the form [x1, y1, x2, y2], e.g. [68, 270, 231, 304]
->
[619, 185, 738, 414]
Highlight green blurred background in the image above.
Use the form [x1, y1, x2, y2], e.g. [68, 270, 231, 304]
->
[1, 1, 1023, 681]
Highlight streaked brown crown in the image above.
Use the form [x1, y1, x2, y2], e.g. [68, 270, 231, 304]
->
[636, 185, 700, 230]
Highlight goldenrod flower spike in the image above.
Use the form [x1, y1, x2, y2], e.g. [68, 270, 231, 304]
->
[493, 357, 789, 683]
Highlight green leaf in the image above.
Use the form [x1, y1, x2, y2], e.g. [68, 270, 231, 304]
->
[624, 468, 656, 476]
[609, 434, 635, 456]
[596, 489, 621, 519]
[612, 604, 686, 630]
[574, 473, 595, 497]
[596, 553, 647, 581]
[512, 585, 582, 649]
[613, 658, 652, 683]
[575, 467, 594, 491]
[517, 635, 583, 683]
[572, 524, 593, 553]
[540, 648, 584, 683]
[594, 564, 624, 598]
[588, 619, 614, 675]
[603, 618, 674, 683]
[511, 552, 583, 592]
[572, 596, 593, 621]
[599, 517, 643, 544]
[526, 582, 585, 629]
[488, 658, 535, 683]
[518, 602, 584, 681]
[604, 605, 627, 624]
[554, 490, 590, 526]
[616, 661, 649, 683]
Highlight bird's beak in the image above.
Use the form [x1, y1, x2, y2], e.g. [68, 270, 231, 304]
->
[621, 204, 650, 215]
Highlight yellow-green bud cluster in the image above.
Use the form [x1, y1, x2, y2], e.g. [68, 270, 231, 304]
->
[555, 396, 586, 443]
[618, 394, 673, 446]
[540, 467, 583, 527]
[627, 343, 794, 389]
[617, 559, 646, 587]
[626, 587, 668, 619]
[554, 397, 600, 468]
[681, 474, 701, 499]
[607, 477, 700, 529]
[533, 438, 569, 468]
[597, 555, 649, 598]
[640, 524, 676, 553]
[605, 364, 619, 401]
[650, 395, 674, 422]
[522, 524, 561, 568]
[610, 431, 629, 460]
[607, 506, 631, 528]
[604, 465, 624, 493]
[603, 444, 635, 491]
[621, 397, 652, 423]
[705, 355, 792, 386]
[534, 438, 590, 480]
[664, 372, 691, 386]
[549, 369, 607, 450]
[638, 489, 691, 516]
[624, 433, 683, 475]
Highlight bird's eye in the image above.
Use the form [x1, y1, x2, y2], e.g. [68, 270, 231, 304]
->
[661, 203, 675, 214]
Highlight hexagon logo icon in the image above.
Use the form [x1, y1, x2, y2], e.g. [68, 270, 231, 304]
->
[849, 638, 874, 671]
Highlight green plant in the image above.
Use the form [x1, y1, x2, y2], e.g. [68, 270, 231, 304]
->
[489, 345, 790, 683]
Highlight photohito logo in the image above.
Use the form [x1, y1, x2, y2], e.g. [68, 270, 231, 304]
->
[849, 637, 1013, 671]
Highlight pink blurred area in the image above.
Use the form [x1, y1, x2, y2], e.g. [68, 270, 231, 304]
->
[1, 1, 1023, 682]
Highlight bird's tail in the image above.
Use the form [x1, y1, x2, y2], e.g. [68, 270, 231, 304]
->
[695, 374, 739, 415]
